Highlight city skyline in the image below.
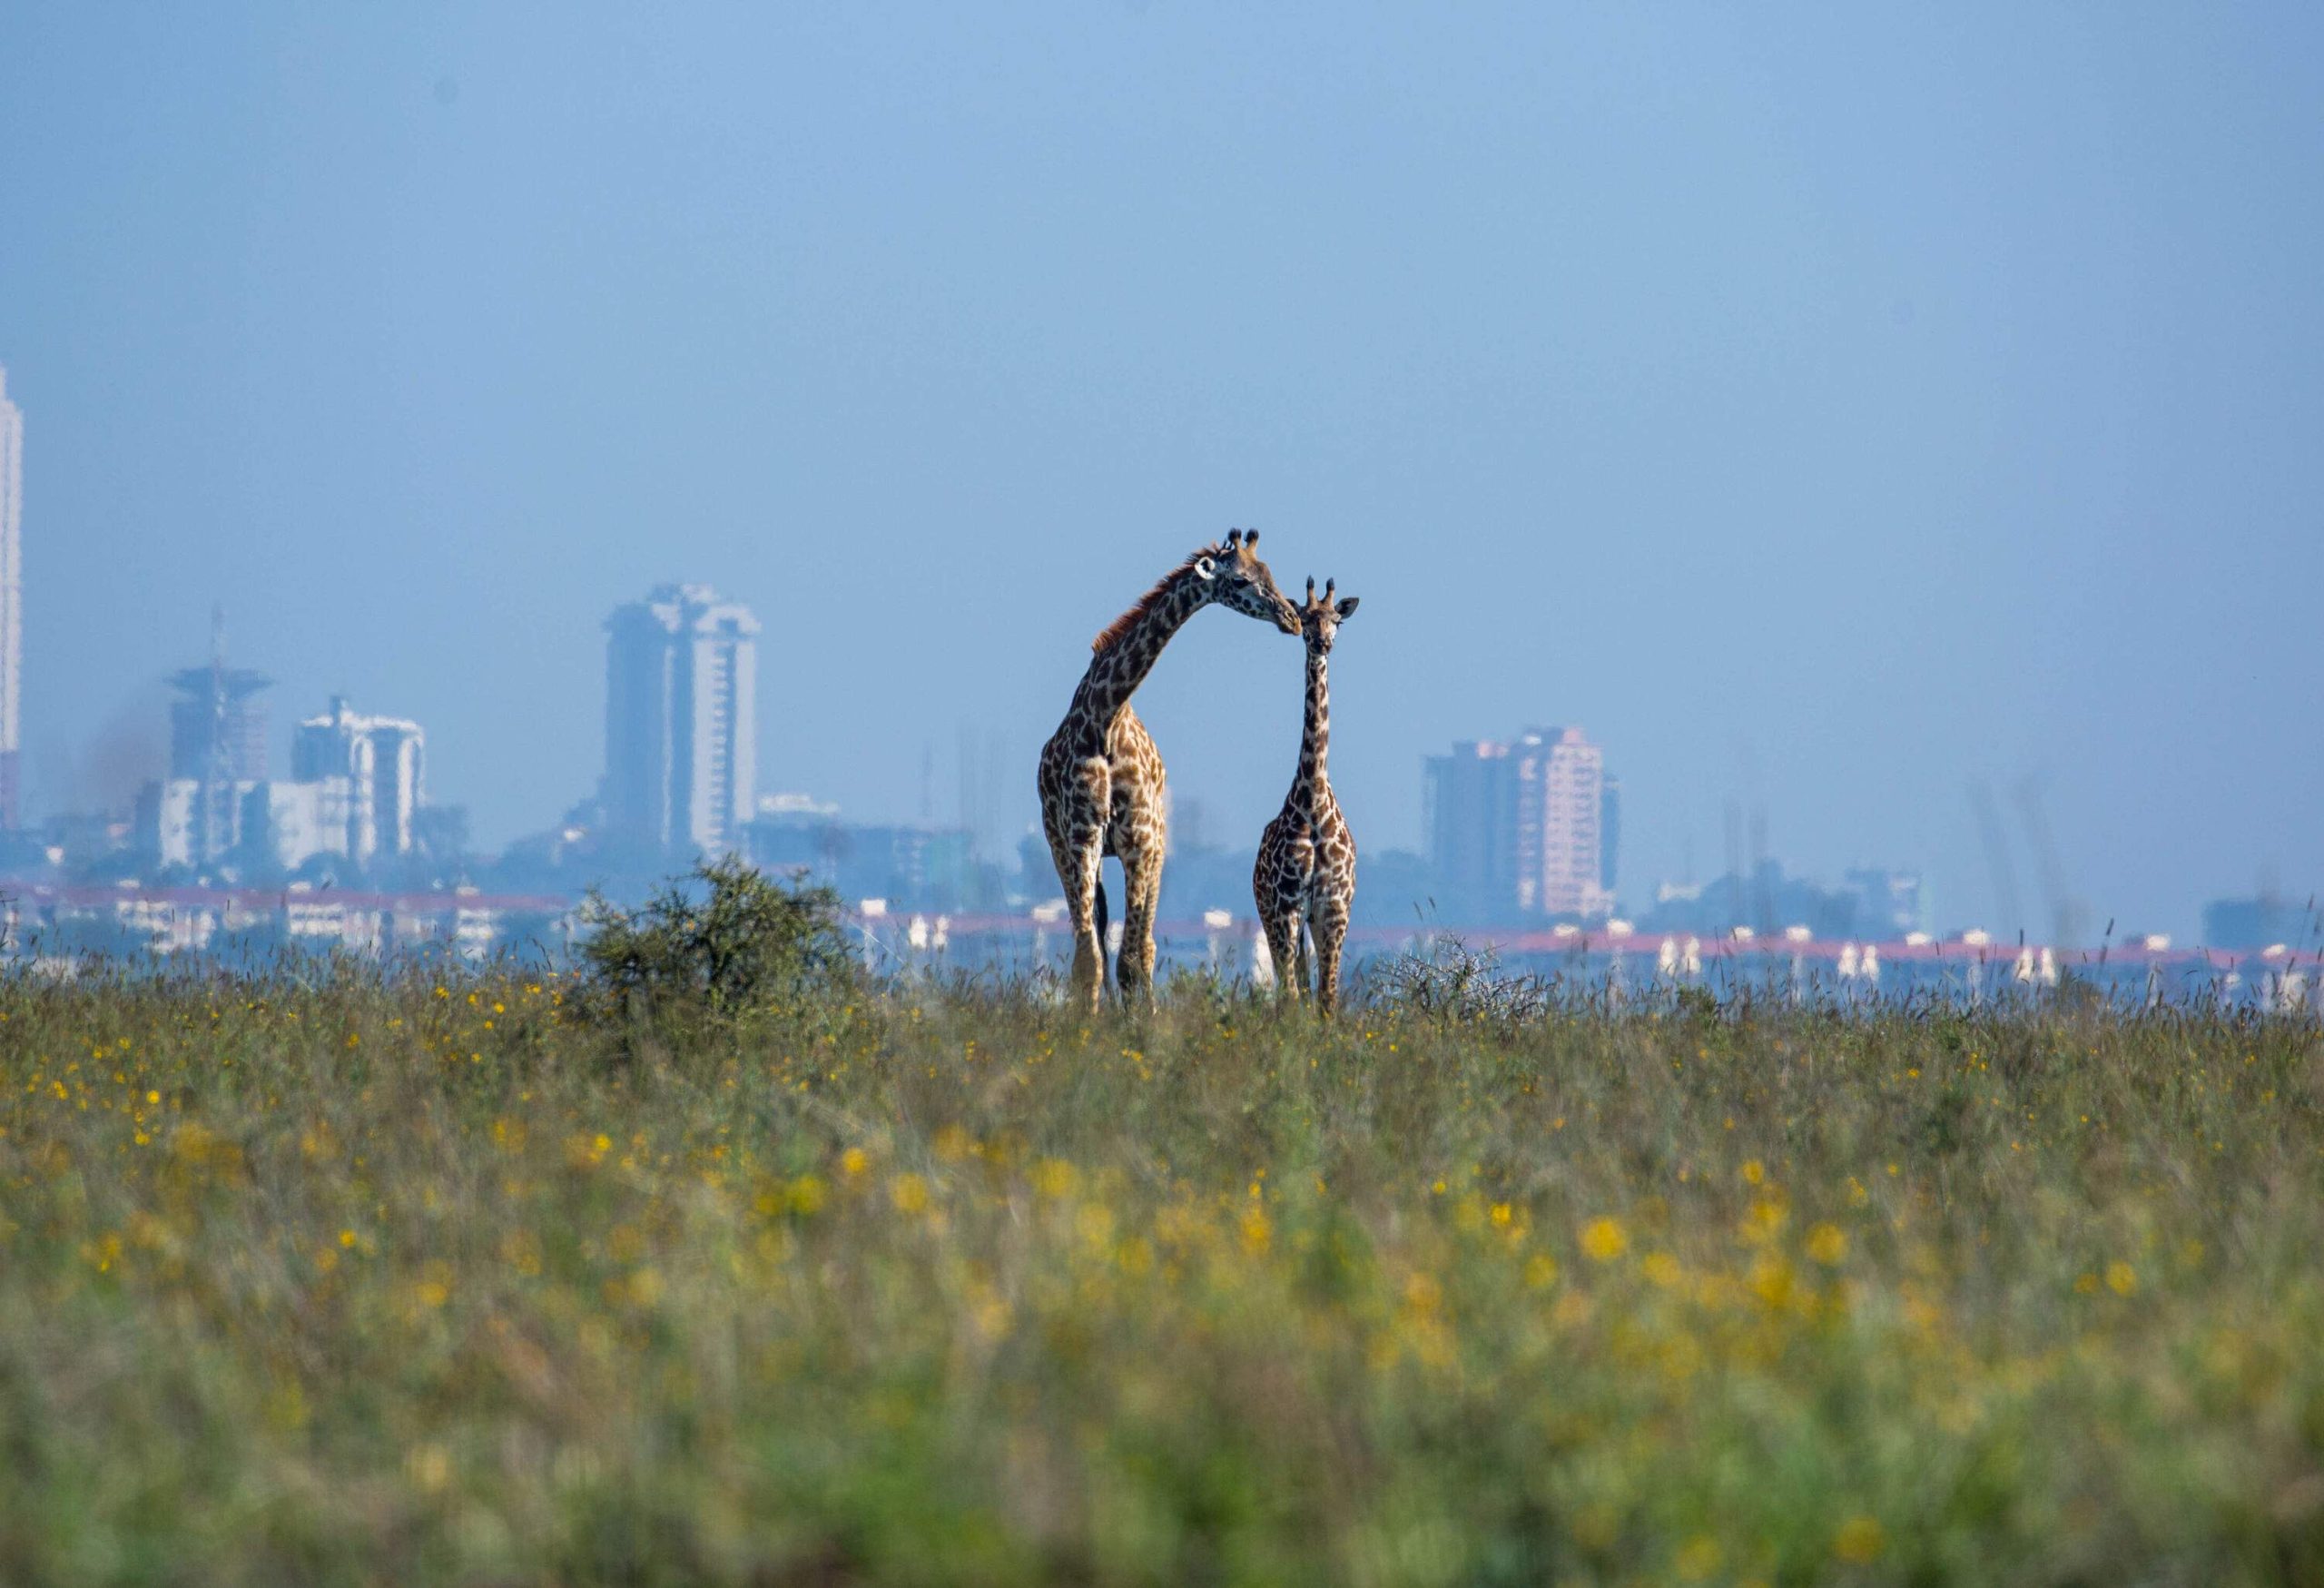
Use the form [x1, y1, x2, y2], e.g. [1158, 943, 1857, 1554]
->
[0, 528, 2306, 959]
[0, 498, 2295, 943]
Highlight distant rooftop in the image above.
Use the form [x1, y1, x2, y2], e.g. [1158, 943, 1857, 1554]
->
[168, 666, 270, 699]
[756, 792, 840, 820]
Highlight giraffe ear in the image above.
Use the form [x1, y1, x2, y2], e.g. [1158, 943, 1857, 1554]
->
[1193, 556, 1217, 582]
[1335, 597, 1360, 620]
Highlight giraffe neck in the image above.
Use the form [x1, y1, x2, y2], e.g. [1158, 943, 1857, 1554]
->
[1072, 570, 1207, 728]
[1295, 646, 1330, 802]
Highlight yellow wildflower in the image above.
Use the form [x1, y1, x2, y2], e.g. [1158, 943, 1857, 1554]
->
[1833, 1516, 1886, 1563]
[1581, 1218, 1628, 1262]
[1239, 1206, 1272, 1255]
[1676, 1535, 1721, 1580]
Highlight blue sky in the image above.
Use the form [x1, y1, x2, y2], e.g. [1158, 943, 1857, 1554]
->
[2, 4, 2318, 938]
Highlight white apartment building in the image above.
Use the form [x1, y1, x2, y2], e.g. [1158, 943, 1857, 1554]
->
[292, 695, 425, 866]
[150, 775, 352, 873]
[1521, 726, 1612, 919]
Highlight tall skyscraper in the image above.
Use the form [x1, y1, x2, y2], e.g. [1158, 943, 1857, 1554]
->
[168, 666, 270, 781]
[1520, 726, 1610, 919]
[0, 367, 22, 829]
[1424, 739, 1520, 923]
[602, 584, 759, 856]
[1425, 725, 1614, 922]
[292, 695, 426, 867]
[158, 621, 271, 866]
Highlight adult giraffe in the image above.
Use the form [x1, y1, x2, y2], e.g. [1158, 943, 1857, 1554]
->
[1038, 530, 1300, 1010]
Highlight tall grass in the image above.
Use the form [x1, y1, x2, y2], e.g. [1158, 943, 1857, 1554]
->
[3, 958, 2321, 1584]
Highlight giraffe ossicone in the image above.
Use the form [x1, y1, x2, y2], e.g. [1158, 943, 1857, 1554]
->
[1037, 532, 1301, 1012]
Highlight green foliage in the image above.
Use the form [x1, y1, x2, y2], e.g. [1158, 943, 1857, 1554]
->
[577, 857, 855, 1028]
[3, 968, 2324, 1583]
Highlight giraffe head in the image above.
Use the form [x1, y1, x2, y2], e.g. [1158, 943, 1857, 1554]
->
[1295, 576, 1361, 656]
[1091, 530, 1301, 654]
[1195, 528, 1301, 635]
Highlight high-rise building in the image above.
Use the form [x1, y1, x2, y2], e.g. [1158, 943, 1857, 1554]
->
[602, 584, 759, 855]
[1425, 725, 1613, 922]
[169, 666, 270, 783]
[0, 367, 22, 828]
[160, 635, 271, 867]
[1424, 739, 1520, 923]
[292, 695, 426, 867]
[143, 646, 419, 877]
[1521, 726, 1611, 919]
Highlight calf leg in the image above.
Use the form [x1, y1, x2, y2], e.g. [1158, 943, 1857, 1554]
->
[1310, 901, 1350, 1017]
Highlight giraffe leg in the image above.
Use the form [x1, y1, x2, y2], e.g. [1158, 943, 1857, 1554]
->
[1263, 912, 1305, 1002]
[1093, 869, 1112, 995]
[1048, 764, 1110, 1014]
[1065, 836, 1106, 1011]
[1118, 841, 1164, 1008]
[1310, 902, 1351, 1017]
[1106, 715, 1167, 1010]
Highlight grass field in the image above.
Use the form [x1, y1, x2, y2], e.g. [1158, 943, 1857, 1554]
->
[5, 957, 2324, 1585]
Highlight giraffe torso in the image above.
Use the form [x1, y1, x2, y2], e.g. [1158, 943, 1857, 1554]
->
[1038, 703, 1167, 869]
[1256, 784, 1355, 922]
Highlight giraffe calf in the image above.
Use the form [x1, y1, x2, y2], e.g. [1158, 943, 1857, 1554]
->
[1254, 577, 1360, 1013]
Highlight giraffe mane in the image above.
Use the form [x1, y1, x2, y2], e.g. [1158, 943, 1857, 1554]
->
[1090, 545, 1223, 654]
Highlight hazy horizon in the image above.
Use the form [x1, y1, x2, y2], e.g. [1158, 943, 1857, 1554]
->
[4, 5, 2319, 940]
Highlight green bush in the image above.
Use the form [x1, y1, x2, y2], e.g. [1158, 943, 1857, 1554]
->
[577, 856, 855, 1028]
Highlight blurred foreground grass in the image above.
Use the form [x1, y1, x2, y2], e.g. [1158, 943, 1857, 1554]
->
[4, 965, 2323, 1585]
